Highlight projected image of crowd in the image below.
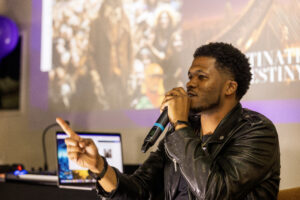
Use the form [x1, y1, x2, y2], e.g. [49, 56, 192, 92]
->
[49, 0, 183, 111]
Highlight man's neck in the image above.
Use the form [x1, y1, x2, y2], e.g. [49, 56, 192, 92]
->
[200, 100, 238, 135]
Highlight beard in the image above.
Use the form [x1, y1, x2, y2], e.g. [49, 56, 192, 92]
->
[190, 95, 221, 114]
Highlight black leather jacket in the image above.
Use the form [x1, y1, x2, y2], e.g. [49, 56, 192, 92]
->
[96, 103, 280, 199]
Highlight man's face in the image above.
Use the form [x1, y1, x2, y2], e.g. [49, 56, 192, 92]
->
[186, 56, 229, 113]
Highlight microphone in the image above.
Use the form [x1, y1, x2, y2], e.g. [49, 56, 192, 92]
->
[141, 108, 169, 153]
[42, 120, 70, 171]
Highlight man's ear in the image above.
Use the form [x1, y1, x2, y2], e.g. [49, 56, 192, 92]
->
[225, 80, 238, 96]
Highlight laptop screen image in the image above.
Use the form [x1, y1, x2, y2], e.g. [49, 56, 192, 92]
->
[56, 131, 123, 189]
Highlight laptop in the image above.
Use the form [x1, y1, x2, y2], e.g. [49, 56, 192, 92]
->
[55, 131, 123, 190]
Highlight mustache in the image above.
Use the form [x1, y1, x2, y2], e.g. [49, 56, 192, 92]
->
[186, 86, 193, 92]
[186, 86, 196, 93]
[187, 87, 197, 96]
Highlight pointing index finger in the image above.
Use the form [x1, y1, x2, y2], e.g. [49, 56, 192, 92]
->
[56, 117, 80, 141]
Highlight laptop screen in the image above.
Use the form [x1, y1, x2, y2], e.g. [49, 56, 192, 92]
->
[56, 131, 123, 185]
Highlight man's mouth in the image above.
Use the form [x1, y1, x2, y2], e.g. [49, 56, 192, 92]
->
[187, 91, 197, 97]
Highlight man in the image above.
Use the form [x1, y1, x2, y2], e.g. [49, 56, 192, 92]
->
[57, 42, 280, 199]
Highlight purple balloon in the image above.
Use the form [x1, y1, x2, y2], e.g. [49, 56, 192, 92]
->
[0, 15, 19, 61]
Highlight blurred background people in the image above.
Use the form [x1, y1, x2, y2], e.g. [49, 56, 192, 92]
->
[135, 63, 165, 109]
[88, 0, 133, 109]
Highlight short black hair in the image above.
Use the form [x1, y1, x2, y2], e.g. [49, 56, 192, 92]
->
[193, 42, 252, 100]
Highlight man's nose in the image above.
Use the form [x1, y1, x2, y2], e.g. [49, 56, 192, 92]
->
[186, 78, 196, 89]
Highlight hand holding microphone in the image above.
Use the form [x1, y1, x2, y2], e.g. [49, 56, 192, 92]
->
[141, 87, 190, 153]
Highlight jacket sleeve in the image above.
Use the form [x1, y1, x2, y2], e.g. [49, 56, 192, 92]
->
[164, 121, 280, 199]
[96, 140, 165, 200]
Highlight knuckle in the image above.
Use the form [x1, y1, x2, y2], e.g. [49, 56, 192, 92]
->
[65, 138, 71, 143]
[65, 139, 77, 146]
[66, 146, 72, 152]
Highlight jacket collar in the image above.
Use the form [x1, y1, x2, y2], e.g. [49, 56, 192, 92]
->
[203, 103, 243, 144]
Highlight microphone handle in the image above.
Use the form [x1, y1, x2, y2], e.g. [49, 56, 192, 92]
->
[141, 108, 169, 153]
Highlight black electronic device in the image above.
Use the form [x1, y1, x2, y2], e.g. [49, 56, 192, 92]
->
[141, 108, 169, 153]
[0, 164, 24, 173]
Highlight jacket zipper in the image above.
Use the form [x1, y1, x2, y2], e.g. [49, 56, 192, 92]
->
[165, 145, 177, 172]
[165, 143, 199, 199]
[164, 145, 194, 186]
[173, 158, 177, 172]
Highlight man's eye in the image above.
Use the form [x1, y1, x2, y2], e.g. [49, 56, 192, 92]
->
[198, 75, 206, 79]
